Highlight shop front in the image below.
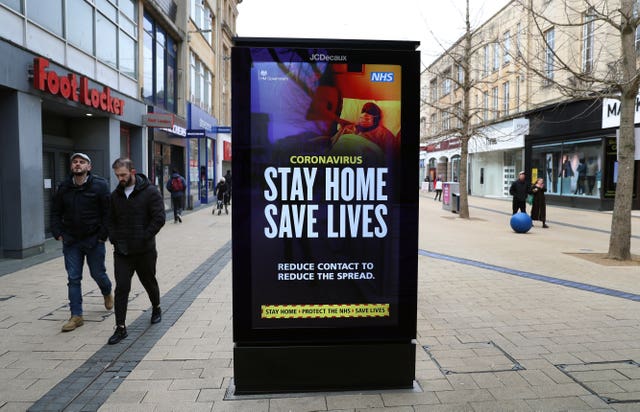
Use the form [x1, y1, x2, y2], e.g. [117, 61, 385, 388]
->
[148, 112, 187, 211]
[0, 49, 146, 258]
[525, 99, 639, 210]
[468, 119, 526, 198]
[187, 103, 218, 207]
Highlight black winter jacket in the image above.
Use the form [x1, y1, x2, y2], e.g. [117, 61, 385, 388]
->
[50, 172, 110, 243]
[108, 173, 165, 255]
[509, 179, 531, 202]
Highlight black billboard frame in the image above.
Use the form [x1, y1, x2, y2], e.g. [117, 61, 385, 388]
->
[231, 37, 420, 394]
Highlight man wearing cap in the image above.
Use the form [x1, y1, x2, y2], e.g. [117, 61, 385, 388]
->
[509, 171, 532, 215]
[51, 153, 113, 332]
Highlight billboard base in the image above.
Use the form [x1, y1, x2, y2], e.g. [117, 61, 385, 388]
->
[233, 342, 415, 394]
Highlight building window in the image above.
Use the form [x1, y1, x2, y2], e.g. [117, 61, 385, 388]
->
[430, 113, 438, 134]
[457, 64, 464, 87]
[492, 86, 499, 119]
[503, 81, 510, 116]
[430, 78, 438, 102]
[583, 11, 594, 73]
[492, 41, 500, 72]
[503, 31, 511, 65]
[420, 117, 427, 137]
[483, 91, 489, 121]
[27, 0, 62, 36]
[0, 0, 21, 12]
[454, 102, 462, 128]
[143, 12, 178, 113]
[442, 69, 451, 96]
[66, 0, 93, 54]
[441, 110, 450, 131]
[515, 75, 521, 109]
[636, 26, 640, 52]
[191, 0, 214, 45]
[483, 45, 489, 77]
[545, 28, 555, 82]
[516, 23, 522, 56]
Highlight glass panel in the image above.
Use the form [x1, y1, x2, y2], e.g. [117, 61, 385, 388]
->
[0, 0, 22, 12]
[120, 13, 136, 37]
[143, 29, 154, 103]
[66, 0, 93, 54]
[119, 30, 136, 78]
[167, 54, 176, 112]
[155, 27, 166, 108]
[118, 0, 135, 20]
[96, 11, 117, 67]
[96, 0, 117, 21]
[531, 139, 601, 197]
[27, 0, 63, 35]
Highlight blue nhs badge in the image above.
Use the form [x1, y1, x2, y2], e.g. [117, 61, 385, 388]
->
[370, 72, 395, 82]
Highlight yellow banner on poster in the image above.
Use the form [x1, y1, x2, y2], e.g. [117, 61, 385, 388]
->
[261, 304, 390, 319]
[531, 168, 538, 183]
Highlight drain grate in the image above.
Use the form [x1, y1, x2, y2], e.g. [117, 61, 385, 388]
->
[423, 340, 525, 375]
[556, 360, 640, 404]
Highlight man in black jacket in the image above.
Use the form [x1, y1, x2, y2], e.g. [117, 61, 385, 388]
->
[107, 158, 166, 344]
[509, 171, 531, 214]
[51, 153, 113, 332]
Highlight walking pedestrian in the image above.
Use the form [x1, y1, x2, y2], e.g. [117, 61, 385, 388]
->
[509, 171, 531, 214]
[107, 158, 166, 345]
[434, 175, 443, 201]
[214, 178, 229, 215]
[530, 178, 549, 228]
[51, 153, 113, 332]
[166, 168, 186, 223]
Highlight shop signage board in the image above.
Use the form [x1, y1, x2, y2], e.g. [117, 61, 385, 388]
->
[231, 38, 420, 394]
[32, 57, 125, 116]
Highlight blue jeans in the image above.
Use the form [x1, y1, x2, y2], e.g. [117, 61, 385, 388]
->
[63, 238, 112, 316]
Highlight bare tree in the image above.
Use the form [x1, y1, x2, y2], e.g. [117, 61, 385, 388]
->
[422, 0, 521, 218]
[515, 0, 637, 260]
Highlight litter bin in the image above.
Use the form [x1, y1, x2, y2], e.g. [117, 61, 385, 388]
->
[451, 192, 460, 213]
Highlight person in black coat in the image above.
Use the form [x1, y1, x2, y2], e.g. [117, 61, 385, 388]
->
[51, 153, 113, 332]
[107, 158, 166, 344]
[530, 178, 549, 228]
[509, 171, 531, 214]
[166, 169, 186, 223]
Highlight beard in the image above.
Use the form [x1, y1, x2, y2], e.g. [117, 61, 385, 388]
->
[119, 176, 134, 187]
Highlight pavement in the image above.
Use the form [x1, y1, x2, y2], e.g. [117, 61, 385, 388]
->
[0, 194, 639, 412]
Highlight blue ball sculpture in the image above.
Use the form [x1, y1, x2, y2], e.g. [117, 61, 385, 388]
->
[510, 212, 532, 233]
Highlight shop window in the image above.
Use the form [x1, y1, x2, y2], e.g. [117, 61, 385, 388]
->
[531, 138, 602, 197]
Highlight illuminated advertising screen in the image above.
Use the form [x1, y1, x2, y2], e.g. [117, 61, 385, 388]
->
[232, 38, 419, 345]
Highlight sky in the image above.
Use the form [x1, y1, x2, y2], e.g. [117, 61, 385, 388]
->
[236, 0, 511, 69]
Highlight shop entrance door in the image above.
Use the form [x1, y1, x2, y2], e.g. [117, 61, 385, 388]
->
[43, 149, 71, 237]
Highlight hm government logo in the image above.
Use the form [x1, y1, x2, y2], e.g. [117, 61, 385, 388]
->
[309, 53, 347, 62]
[258, 69, 288, 82]
[370, 72, 395, 83]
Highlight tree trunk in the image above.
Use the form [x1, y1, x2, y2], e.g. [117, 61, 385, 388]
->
[607, 0, 636, 260]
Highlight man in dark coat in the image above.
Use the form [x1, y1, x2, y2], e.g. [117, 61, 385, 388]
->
[509, 171, 531, 214]
[51, 153, 113, 332]
[107, 158, 166, 344]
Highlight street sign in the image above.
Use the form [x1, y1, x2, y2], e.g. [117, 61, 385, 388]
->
[214, 126, 231, 133]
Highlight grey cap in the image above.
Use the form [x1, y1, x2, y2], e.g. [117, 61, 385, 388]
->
[71, 152, 91, 163]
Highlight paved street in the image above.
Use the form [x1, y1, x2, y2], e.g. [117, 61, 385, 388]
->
[0, 194, 639, 411]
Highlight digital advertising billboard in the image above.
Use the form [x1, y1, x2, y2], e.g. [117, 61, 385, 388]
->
[231, 38, 419, 393]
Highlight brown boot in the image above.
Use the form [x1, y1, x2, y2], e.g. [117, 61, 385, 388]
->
[104, 294, 114, 310]
[61, 315, 84, 332]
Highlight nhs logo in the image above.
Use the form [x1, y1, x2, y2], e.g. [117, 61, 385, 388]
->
[370, 72, 395, 82]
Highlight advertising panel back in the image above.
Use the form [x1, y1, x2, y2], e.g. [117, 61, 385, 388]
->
[232, 38, 419, 350]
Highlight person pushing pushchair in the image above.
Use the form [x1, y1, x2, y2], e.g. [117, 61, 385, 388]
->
[214, 178, 229, 215]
